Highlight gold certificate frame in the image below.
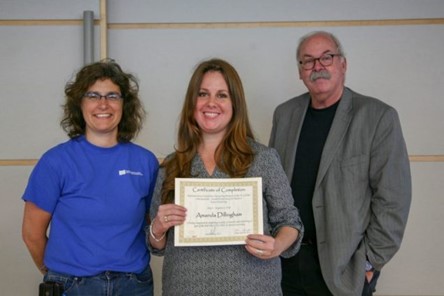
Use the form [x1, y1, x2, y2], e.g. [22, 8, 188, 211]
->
[174, 177, 263, 246]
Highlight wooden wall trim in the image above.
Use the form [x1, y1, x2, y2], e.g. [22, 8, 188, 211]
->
[0, 19, 97, 26]
[1, 18, 443, 29]
[109, 18, 444, 30]
[99, 0, 108, 59]
[0, 159, 38, 166]
[408, 155, 444, 162]
[1, 155, 443, 166]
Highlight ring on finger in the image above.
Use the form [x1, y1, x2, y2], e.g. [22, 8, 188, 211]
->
[164, 215, 169, 222]
[256, 249, 264, 255]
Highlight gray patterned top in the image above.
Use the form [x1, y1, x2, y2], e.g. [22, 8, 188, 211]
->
[148, 140, 303, 296]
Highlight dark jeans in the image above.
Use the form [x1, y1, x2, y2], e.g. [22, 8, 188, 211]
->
[281, 245, 380, 296]
[44, 265, 153, 296]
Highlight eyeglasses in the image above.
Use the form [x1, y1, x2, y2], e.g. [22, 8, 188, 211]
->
[299, 53, 342, 70]
[83, 91, 123, 102]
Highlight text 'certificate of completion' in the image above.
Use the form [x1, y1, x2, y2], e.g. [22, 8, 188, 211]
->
[174, 177, 263, 247]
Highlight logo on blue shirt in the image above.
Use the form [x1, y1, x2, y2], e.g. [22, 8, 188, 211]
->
[118, 170, 143, 176]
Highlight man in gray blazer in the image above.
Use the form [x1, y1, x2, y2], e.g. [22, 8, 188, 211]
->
[269, 31, 411, 296]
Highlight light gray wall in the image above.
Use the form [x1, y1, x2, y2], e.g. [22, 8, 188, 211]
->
[1, 1, 443, 295]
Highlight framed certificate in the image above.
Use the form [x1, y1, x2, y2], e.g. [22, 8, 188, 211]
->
[174, 177, 263, 246]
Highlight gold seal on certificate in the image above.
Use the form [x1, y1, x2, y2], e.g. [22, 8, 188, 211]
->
[174, 177, 263, 246]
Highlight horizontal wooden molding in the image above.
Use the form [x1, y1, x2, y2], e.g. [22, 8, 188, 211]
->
[109, 18, 444, 30]
[0, 159, 38, 166]
[1, 18, 443, 29]
[1, 155, 443, 166]
[408, 155, 444, 162]
[0, 19, 100, 26]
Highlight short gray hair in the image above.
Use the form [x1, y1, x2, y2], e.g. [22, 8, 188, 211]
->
[296, 31, 345, 62]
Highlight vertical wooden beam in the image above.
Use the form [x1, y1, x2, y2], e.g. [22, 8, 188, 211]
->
[99, 0, 108, 59]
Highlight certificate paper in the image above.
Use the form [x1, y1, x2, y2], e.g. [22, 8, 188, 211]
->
[174, 177, 263, 246]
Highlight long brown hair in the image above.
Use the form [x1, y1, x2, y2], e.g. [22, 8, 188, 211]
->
[161, 58, 255, 204]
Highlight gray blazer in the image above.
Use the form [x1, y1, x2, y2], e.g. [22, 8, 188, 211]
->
[269, 87, 412, 296]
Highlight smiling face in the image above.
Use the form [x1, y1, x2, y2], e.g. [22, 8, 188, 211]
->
[81, 79, 123, 145]
[193, 71, 233, 140]
[298, 33, 347, 108]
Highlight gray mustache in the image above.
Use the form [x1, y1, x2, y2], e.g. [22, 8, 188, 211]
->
[310, 71, 331, 81]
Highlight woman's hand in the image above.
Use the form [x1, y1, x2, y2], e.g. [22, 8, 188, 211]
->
[245, 234, 278, 259]
[245, 227, 299, 260]
[153, 204, 187, 235]
[149, 204, 187, 248]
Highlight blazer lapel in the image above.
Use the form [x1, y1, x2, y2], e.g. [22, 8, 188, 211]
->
[315, 88, 353, 189]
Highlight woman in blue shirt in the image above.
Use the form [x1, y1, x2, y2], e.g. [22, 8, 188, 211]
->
[22, 59, 158, 296]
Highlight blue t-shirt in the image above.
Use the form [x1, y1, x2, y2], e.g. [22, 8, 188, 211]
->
[22, 136, 159, 276]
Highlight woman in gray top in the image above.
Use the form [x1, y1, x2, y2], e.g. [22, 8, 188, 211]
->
[147, 58, 304, 296]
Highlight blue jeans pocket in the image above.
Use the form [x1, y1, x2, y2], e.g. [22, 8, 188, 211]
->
[44, 271, 80, 293]
[130, 265, 153, 285]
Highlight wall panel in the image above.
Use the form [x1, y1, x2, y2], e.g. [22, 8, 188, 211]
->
[1, 1, 443, 295]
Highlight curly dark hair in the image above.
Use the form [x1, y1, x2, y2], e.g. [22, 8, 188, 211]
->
[60, 59, 145, 142]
